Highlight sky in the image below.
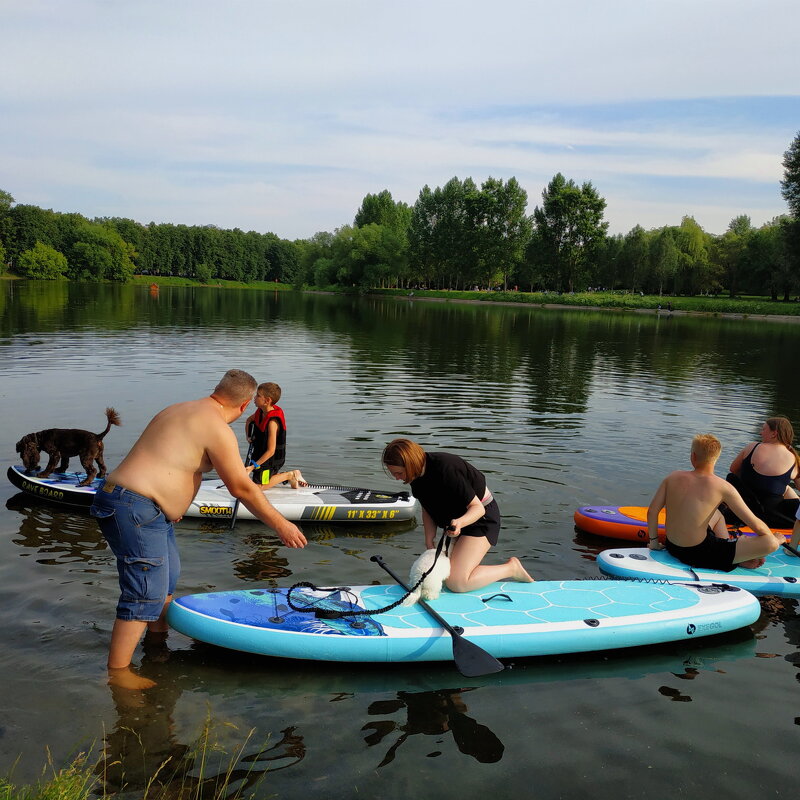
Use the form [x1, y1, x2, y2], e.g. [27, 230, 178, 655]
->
[3, 0, 799, 240]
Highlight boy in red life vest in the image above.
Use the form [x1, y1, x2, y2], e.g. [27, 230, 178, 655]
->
[245, 382, 308, 489]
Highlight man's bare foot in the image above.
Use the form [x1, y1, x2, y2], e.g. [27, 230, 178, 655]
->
[107, 665, 156, 690]
[738, 557, 766, 570]
[508, 557, 535, 582]
[289, 470, 309, 489]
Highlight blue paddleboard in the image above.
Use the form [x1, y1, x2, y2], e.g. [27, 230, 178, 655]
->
[167, 578, 760, 664]
[597, 546, 800, 597]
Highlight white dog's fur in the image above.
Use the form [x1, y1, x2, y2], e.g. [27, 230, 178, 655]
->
[402, 548, 451, 606]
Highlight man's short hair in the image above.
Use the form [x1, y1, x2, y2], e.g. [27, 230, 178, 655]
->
[214, 369, 257, 403]
[692, 433, 721, 464]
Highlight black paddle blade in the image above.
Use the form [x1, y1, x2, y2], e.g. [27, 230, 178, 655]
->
[451, 633, 504, 677]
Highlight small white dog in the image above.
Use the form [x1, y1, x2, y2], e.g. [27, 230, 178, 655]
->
[402, 548, 451, 606]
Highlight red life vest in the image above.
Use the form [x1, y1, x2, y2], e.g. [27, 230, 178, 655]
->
[251, 405, 287, 473]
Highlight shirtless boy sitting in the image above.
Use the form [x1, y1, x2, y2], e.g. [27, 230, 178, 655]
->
[647, 433, 784, 571]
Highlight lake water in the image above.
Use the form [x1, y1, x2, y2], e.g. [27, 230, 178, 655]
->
[2, 281, 800, 798]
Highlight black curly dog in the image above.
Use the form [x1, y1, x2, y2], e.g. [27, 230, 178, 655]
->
[15, 408, 121, 486]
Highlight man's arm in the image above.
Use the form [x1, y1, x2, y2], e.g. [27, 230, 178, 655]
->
[646, 479, 667, 550]
[209, 425, 306, 548]
[720, 481, 773, 538]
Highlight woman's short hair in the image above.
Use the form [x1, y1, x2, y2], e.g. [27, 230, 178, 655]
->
[382, 438, 426, 481]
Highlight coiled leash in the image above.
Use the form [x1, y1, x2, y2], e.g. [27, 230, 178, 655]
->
[286, 527, 452, 619]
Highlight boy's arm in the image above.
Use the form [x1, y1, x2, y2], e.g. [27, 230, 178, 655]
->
[646, 478, 667, 550]
[244, 413, 256, 442]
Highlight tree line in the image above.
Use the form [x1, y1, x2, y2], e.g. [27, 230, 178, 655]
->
[2, 131, 799, 299]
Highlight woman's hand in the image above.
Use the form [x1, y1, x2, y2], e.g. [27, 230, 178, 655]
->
[446, 522, 461, 537]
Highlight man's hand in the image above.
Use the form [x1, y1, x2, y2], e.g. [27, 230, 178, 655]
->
[277, 521, 307, 548]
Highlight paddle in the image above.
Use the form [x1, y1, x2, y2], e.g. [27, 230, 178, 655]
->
[370, 554, 504, 678]
[230, 421, 255, 530]
[781, 540, 800, 559]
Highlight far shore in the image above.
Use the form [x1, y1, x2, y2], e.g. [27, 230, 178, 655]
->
[5, 273, 799, 323]
[377, 291, 800, 325]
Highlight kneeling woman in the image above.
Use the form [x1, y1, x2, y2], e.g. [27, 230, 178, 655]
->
[382, 438, 533, 592]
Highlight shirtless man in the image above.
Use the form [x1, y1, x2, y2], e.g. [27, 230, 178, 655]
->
[91, 369, 307, 689]
[647, 433, 783, 571]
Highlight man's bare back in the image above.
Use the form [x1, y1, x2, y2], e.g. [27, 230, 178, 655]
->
[647, 435, 782, 570]
[107, 395, 306, 546]
[655, 469, 735, 547]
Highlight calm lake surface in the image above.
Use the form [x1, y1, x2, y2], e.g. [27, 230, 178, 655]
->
[2, 281, 800, 798]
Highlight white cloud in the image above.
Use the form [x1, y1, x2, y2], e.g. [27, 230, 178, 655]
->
[2, 0, 798, 239]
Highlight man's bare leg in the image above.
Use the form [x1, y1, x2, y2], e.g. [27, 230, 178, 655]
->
[107, 619, 155, 690]
[734, 533, 783, 570]
[107, 596, 172, 689]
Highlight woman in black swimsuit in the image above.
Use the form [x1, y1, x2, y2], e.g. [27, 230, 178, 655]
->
[728, 417, 800, 527]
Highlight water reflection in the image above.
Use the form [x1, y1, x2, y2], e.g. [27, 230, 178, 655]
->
[6, 493, 105, 566]
[363, 688, 504, 765]
[99, 637, 306, 796]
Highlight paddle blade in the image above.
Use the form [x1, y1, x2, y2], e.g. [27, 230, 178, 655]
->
[452, 633, 504, 677]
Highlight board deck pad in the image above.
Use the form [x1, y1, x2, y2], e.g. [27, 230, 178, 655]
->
[167, 578, 760, 664]
[597, 546, 800, 597]
[7, 465, 416, 523]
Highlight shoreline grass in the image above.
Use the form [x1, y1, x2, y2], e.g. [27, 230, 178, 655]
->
[0, 716, 273, 800]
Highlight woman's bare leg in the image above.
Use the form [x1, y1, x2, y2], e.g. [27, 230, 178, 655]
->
[445, 536, 533, 593]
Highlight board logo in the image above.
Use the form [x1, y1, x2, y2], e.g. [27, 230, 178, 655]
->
[199, 505, 233, 516]
[686, 623, 696, 635]
[22, 480, 65, 500]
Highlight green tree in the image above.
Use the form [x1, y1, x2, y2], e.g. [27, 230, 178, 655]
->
[712, 215, 752, 297]
[475, 177, 531, 290]
[16, 241, 68, 279]
[531, 173, 609, 292]
[648, 227, 680, 295]
[617, 225, 649, 292]
[781, 130, 800, 218]
[68, 221, 135, 281]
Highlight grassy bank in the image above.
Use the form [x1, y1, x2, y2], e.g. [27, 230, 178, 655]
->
[369, 288, 800, 318]
[132, 275, 293, 292]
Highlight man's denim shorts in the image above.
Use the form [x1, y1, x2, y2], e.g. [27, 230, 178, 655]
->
[91, 481, 180, 622]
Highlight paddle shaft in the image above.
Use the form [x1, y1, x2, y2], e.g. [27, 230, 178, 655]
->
[370, 554, 505, 677]
[782, 540, 800, 559]
[230, 422, 255, 530]
[370, 554, 461, 634]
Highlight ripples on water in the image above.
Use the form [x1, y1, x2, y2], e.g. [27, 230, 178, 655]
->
[1, 282, 800, 797]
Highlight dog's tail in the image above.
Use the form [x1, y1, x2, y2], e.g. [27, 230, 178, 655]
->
[97, 407, 122, 439]
[401, 588, 422, 607]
